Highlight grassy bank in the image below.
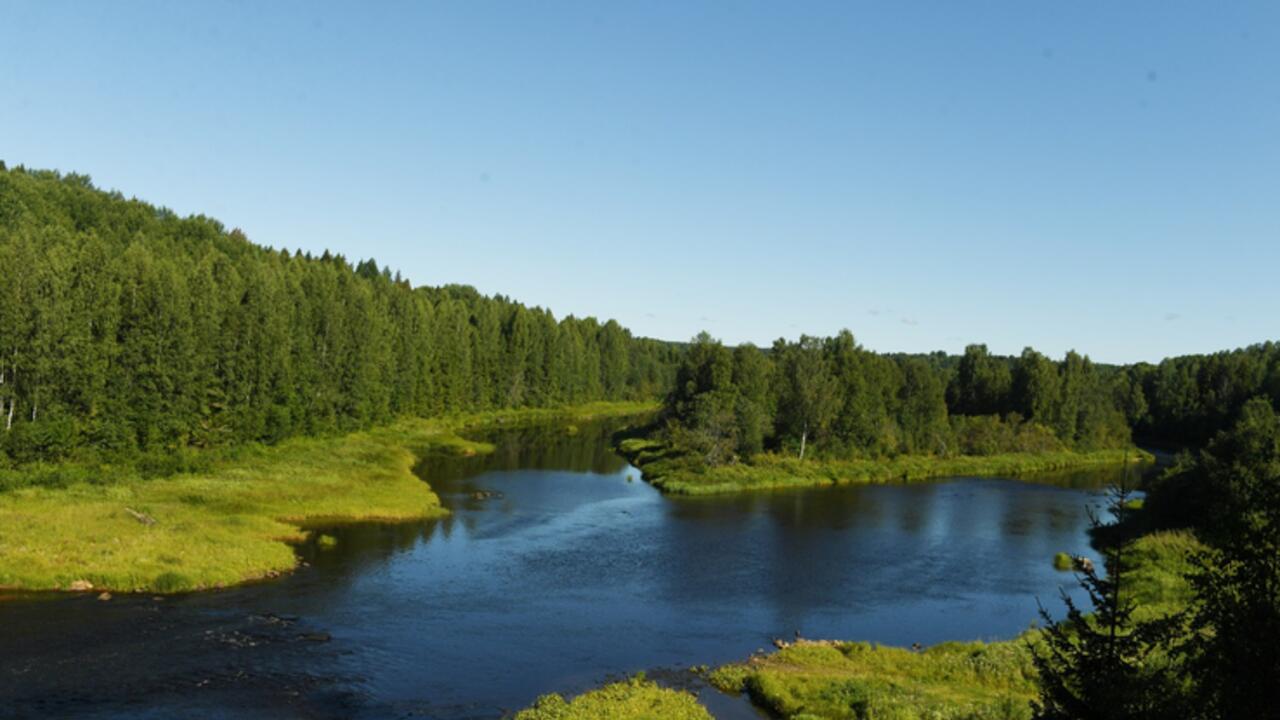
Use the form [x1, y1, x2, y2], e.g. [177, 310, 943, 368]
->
[711, 638, 1038, 719]
[0, 401, 655, 594]
[618, 438, 1153, 496]
[514, 675, 712, 720]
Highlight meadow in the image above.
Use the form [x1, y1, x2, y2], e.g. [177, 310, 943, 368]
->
[0, 401, 654, 593]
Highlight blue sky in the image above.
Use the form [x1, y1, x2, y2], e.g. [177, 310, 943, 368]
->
[2, 2, 1276, 363]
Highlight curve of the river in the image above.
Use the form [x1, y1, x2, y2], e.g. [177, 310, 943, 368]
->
[0, 420, 1138, 719]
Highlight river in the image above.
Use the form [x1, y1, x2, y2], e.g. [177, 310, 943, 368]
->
[0, 420, 1137, 719]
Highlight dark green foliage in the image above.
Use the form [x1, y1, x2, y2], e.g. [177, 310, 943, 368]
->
[0, 167, 679, 468]
[1130, 343, 1280, 447]
[1182, 397, 1280, 719]
[666, 333, 762, 465]
[1031, 482, 1187, 720]
[948, 344, 1013, 416]
[662, 331, 1133, 467]
[775, 335, 839, 459]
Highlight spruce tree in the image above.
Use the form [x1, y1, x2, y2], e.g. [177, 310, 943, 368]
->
[1030, 474, 1185, 720]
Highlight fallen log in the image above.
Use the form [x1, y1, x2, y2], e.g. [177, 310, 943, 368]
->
[125, 507, 157, 525]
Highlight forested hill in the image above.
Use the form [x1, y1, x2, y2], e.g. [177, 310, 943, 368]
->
[0, 165, 679, 464]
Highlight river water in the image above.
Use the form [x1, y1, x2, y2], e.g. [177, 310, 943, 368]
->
[0, 420, 1133, 719]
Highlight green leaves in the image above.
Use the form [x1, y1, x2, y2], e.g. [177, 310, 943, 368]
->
[0, 166, 678, 471]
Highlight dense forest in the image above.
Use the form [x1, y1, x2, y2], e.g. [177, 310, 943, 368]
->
[3, 164, 1277, 476]
[0, 166, 679, 466]
[663, 332, 1280, 467]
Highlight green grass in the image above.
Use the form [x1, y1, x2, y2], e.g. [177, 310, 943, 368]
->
[710, 639, 1038, 720]
[705, 529, 1202, 720]
[514, 675, 712, 720]
[1123, 529, 1202, 621]
[618, 439, 1153, 496]
[0, 401, 656, 593]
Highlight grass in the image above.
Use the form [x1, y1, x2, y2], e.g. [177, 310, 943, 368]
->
[710, 639, 1039, 720]
[703, 529, 1203, 720]
[513, 675, 713, 720]
[1122, 529, 1202, 621]
[0, 401, 656, 593]
[618, 438, 1154, 496]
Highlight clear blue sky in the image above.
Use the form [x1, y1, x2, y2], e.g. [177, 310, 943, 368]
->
[2, 2, 1276, 363]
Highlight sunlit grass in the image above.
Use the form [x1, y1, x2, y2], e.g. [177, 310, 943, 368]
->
[710, 639, 1038, 720]
[620, 440, 1153, 496]
[0, 401, 656, 593]
[514, 675, 712, 720]
[1124, 529, 1201, 621]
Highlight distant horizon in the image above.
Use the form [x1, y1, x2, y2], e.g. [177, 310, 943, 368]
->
[3, 2, 1276, 364]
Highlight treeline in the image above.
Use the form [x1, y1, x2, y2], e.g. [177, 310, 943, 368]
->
[917, 343, 1280, 451]
[1126, 343, 1280, 447]
[664, 332, 1133, 465]
[0, 166, 678, 465]
[665, 328, 1280, 467]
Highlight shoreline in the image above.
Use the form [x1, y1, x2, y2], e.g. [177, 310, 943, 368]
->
[514, 528, 1200, 718]
[618, 438, 1154, 496]
[0, 401, 657, 595]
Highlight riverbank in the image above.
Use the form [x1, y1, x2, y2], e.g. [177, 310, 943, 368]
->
[707, 529, 1199, 719]
[618, 438, 1154, 495]
[0, 401, 656, 594]
[515, 675, 713, 720]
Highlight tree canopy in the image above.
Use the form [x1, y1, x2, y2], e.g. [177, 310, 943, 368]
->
[0, 166, 679, 466]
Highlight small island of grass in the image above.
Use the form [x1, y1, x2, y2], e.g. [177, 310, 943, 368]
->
[514, 675, 712, 720]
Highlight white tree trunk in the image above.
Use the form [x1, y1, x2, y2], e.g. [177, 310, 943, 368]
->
[799, 423, 808, 460]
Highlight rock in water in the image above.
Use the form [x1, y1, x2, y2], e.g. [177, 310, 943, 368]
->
[69, 580, 93, 592]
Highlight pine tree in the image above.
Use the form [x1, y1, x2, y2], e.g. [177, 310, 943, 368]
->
[1030, 474, 1185, 720]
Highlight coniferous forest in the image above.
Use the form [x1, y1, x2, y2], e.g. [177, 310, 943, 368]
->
[0, 165, 678, 467]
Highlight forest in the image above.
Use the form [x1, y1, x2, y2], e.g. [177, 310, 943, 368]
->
[4, 163, 1279, 492]
[658, 331, 1280, 469]
[4, 164, 1278, 486]
[0, 165, 679, 469]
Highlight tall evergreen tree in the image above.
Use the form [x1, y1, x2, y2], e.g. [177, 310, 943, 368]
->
[1031, 478, 1185, 720]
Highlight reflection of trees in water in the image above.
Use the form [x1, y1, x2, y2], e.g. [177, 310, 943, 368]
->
[415, 420, 631, 491]
[302, 518, 443, 576]
[652, 468, 1128, 631]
